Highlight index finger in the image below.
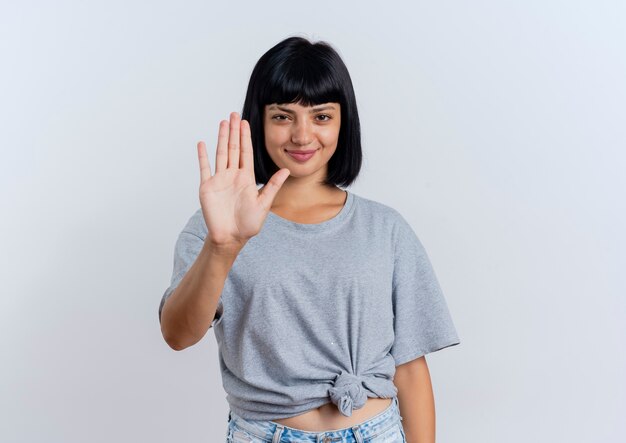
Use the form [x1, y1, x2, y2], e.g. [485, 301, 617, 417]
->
[239, 119, 254, 172]
[197, 141, 212, 183]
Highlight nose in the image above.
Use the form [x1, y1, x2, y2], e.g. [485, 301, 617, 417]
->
[291, 119, 314, 146]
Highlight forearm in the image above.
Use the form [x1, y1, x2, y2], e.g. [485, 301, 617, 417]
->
[395, 356, 436, 443]
[160, 239, 243, 350]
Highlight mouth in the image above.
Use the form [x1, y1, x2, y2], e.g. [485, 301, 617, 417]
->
[285, 148, 319, 162]
[285, 149, 318, 154]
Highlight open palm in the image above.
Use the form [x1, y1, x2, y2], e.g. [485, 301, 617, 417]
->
[197, 112, 290, 247]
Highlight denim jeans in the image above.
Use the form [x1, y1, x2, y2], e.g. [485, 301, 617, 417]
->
[226, 396, 406, 442]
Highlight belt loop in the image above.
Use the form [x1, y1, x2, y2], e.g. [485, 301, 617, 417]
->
[395, 396, 403, 421]
[352, 425, 364, 443]
[272, 424, 284, 443]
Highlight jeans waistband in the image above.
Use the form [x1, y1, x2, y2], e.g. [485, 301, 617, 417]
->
[228, 396, 402, 442]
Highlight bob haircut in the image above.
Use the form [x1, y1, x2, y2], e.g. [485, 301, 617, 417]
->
[242, 36, 362, 188]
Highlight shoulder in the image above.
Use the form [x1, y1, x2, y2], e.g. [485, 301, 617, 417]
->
[180, 207, 208, 240]
[351, 192, 412, 237]
[352, 194, 428, 264]
[351, 192, 406, 226]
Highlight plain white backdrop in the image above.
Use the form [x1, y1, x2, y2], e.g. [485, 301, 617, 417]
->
[1, 1, 624, 442]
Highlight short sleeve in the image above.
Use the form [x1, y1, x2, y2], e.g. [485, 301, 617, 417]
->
[158, 209, 223, 328]
[389, 215, 460, 366]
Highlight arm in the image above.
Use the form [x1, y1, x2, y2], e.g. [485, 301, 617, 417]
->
[160, 239, 243, 351]
[395, 356, 436, 443]
[160, 113, 289, 351]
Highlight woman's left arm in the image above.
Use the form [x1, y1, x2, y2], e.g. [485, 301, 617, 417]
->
[395, 356, 436, 443]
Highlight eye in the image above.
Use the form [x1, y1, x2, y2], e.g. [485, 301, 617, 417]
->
[271, 114, 289, 121]
[317, 114, 332, 121]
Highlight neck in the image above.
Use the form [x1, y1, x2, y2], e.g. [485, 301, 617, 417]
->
[264, 170, 343, 211]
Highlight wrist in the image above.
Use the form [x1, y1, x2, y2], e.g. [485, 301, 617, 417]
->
[204, 236, 246, 256]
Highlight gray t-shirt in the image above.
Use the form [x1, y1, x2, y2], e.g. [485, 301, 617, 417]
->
[158, 190, 460, 420]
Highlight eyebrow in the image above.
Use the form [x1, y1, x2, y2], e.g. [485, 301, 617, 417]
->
[267, 104, 337, 113]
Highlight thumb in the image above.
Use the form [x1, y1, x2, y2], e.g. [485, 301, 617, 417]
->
[258, 168, 290, 210]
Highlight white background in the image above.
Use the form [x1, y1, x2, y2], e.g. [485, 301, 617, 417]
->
[1, 1, 624, 442]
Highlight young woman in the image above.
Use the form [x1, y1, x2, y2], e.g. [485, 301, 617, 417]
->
[159, 36, 460, 443]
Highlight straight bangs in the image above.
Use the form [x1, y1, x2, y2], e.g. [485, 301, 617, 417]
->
[260, 58, 342, 108]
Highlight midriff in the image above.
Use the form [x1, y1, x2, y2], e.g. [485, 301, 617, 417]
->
[271, 397, 393, 432]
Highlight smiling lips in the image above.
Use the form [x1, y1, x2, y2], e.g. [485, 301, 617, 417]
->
[285, 149, 318, 162]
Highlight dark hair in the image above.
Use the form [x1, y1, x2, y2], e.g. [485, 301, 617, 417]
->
[242, 36, 362, 188]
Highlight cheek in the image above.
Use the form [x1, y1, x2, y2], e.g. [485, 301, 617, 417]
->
[264, 128, 288, 147]
[322, 146, 338, 159]
[320, 127, 340, 146]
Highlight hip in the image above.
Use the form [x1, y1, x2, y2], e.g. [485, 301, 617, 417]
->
[226, 396, 406, 442]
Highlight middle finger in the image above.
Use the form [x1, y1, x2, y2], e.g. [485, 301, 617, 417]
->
[227, 112, 240, 169]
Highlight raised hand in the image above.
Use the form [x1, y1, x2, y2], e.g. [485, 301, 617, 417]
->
[197, 112, 290, 248]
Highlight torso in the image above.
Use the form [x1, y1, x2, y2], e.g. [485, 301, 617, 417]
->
[270, 188, 390, 431]
[272, 397, 393, 431]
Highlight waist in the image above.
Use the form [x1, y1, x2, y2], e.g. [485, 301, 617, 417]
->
[271, 397, 393, 432]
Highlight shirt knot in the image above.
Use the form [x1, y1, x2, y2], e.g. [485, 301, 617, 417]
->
[328, 371, 368, 417]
